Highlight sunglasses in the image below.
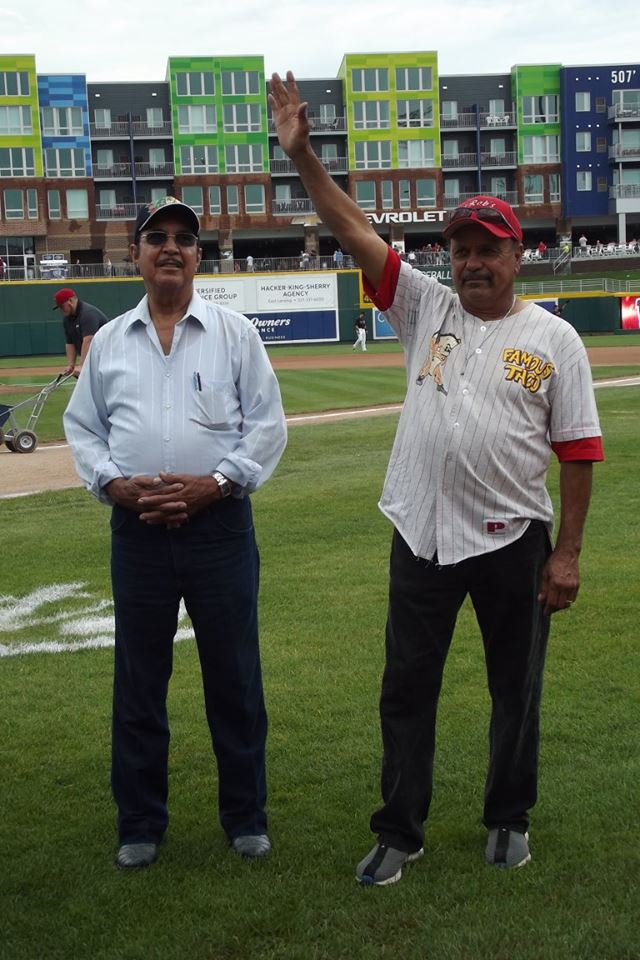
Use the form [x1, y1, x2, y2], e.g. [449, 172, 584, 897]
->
[139, 230, 199, 248]
[447, 206, 520, 240]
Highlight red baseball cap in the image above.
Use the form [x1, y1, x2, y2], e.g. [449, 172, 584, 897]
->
[53, 288, 76, 309]
[443, 196, 523, 242]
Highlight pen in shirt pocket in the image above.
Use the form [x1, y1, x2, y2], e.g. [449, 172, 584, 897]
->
[193, 371, 202, 391]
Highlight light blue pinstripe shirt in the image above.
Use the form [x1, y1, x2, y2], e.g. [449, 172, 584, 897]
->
[63, 291, 287, 504]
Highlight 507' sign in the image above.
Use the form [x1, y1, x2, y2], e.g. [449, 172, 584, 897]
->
[611, 69, 637, 84]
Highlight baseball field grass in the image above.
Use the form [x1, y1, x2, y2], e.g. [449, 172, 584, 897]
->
[1, 382, 638, 960]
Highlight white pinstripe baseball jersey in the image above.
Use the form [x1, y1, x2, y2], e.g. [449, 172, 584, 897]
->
[378, 261, 602, 565]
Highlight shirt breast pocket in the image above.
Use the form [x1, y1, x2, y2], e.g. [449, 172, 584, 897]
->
[190, 378, 236, 429]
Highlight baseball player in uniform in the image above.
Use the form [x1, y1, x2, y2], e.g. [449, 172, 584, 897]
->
[353, 313, 367, 351]
[270, 71, 604, 886]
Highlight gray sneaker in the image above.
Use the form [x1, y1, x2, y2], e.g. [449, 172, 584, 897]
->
[485, 828, 531, 869]
[116, 842, 158, 869]
[356, 842, 424, 886]
[231, 834, 271, 858]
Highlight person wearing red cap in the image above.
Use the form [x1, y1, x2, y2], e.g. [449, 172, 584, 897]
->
[53, 287, 109, 375]
[270, 71, 604, 885]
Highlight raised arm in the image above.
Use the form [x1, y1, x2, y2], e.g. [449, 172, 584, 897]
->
[269, 71, 388, 289]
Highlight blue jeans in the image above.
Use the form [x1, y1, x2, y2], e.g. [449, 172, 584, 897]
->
[371, 522, 551, 851]
[110, 497, 267, 845]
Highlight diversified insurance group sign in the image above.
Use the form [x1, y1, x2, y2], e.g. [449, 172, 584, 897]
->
[195, 273, 339, 343]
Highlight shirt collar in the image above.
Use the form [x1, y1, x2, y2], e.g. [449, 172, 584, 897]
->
[124, 289, 208, 333]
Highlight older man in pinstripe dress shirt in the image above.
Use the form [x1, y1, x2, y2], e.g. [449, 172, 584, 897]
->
[270, 71, 604, 886]
[64, 197, 287, 870]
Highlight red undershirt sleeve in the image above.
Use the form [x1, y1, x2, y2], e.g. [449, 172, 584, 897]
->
[362, 247, 401, 312]
[552, 437, 604, 461]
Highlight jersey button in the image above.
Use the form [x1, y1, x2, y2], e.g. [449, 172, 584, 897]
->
[475, 348, 482, 354]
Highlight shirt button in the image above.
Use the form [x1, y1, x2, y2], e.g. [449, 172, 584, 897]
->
[462, 388, 469, 395]
[480, 325, 487, 332]
[475, 348, 482, 354]
[164, 437, 170, 442]
[453, 422, 460, 428]
[165, 372, 171, 378]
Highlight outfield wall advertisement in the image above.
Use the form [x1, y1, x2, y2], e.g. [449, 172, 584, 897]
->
[194, 273, 339, 343]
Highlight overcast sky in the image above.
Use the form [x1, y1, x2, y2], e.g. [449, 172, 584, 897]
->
[2, 0, 640, 82]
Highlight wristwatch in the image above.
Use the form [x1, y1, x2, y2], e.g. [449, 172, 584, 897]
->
[212, 471, 232, 498]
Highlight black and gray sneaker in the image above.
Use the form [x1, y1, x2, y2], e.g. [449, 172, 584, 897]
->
[356, 842, 424, 886]
[485, 828, 531, 869]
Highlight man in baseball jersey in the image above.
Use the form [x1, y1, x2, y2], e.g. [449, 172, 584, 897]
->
[270, 71, 604, 885]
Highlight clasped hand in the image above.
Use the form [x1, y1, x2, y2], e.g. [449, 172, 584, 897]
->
[106, 472, 218, 528]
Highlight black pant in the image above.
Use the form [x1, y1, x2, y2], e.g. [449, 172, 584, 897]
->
[110, 497, 267, 845]
[370, 522, 551, 852]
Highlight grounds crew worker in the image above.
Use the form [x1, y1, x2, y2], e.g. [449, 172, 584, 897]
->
[54, 287, 109, 375]
[270, 70, 604, 886]
[64, 197, 287, 870]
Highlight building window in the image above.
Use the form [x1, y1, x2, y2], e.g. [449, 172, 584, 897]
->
[181, 185, 203, 214]
[355, 180, 376, 210]
[549, 173, 561, 202]
[27, 188, 38, 219]
[576, 132, 591, 152]
[99, 189, 116, 209]
[595, 97, 606, 113]
[397, 99, 433, 128]
[41, 106, 83, 136]
[354, 140, 391, 169]
[47, 189, 61, 219]
[381, 180, 393, 209]
[395, 67, 432, 91]
[0, 71, 29, 96]
[226, 184, 239, 214]
[0, 105, 32, 135]
[319, 103, 336, 123]
[221, 71, 260, 95]
[489, 98, 505, 115]
[444, 179, 460, 201]
[223, 103, 261, 133]
[490, 137, 506, 157]
[146, 107, 163, 127]
[244, 183, 265, 214]
[522, 95, 559, 124]
[150, 188, 167, 204]
[94, 108, 111, 128]
[321, 143, 337, 162]
[224, 144, 263, 173]
[523, 175, 544, 204]
[522, 135, 560, 163]
[596, 137, 607, 153]
[353, 100, 390, 130]
[208, 185, 221, 215]
[577, 171, 592, 192]
[148, 147, 165, 166]
[491, 176, 507, 197]
[178, 104, 216, 133]
[416, 178, 436, 208]
[0, 147, 35, 177]
[44, 148, 86, 177]
[597, 177, 608, 192]
[442, 140, 459, 159]
[96, 148, 113, 169]
[441, 100, 458, 121]
[180, 145, 218, 174]
[3, 189, 24, 219]
[575, 92, 591, 112]
[351, 68, 389, 93]
[398, 139, 434, 168]
[399, 179, 411, 208]
[176, 72, 214, 96]
[66, 188, 89, 219]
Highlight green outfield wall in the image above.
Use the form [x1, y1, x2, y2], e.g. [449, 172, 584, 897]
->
[0, 274, 627, 357]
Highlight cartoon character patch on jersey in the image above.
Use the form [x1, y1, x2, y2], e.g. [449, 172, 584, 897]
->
[502, 348, 555, 394]
[416, 330, 461, 394]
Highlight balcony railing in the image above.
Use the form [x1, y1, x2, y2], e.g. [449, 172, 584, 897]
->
[93, 163, 132, 179]
[479, 151, 517, 166]
[441, 152, 478, 168]
[609, 145, 640, 160]
[90, 120, 172, 138]
[134, 161, 175, 178]
[443, 190, 519, 209]
[479, 111, 516, 127]
[610, 184, 640, 199]
[440, 113, 477, 129]
[269, 157, 348, 175]
[608, 104, 640, 120]
[271, 198, 315, 216]
[268, 116, 347, 134]
[95, 202, 145, 220]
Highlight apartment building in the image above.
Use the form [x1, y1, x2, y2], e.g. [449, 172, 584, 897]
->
[1, 52, 639, 276]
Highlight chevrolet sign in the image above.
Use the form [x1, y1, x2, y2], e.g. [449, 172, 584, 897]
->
[366, 211, 447, 225]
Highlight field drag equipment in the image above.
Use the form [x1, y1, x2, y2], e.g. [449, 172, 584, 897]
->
[0, 372, 75, 453]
